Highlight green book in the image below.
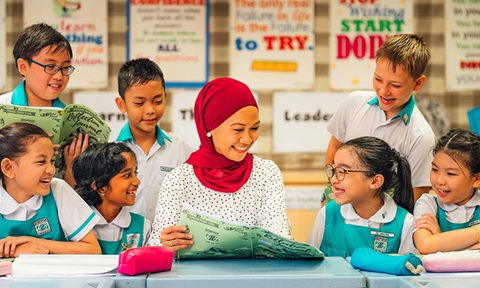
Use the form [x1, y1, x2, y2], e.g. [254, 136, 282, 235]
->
[0, 104, 111, 174]
[178, 202, 324, 260]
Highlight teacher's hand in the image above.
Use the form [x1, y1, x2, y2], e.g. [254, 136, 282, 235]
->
[160, 225, 194, 252]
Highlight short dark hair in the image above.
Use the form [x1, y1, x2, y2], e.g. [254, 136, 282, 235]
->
[0, 122, 50, 179]
[117, 58, 166, 99]
[72, 142, 137, 206]
[13, 23, 73, 69]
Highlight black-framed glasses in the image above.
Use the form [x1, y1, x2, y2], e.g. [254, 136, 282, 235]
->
[325, 164, 370, 181]
[25, 58, 75, 76]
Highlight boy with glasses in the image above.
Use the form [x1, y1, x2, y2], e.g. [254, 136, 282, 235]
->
[0, 23, 87, 187]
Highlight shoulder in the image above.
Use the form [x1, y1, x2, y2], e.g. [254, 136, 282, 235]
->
[162, 131, 195, 151]
[252, 156, 280, 171]
[414, 193, 437, 216]
[0, 91, 13, 103]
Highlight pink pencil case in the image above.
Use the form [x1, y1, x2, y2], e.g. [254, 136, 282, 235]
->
[0, 261, 12, 276]
[118, 246, 174, 276]
[422, 250, 480, 272]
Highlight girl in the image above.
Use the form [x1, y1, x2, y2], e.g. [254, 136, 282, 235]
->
[414, 129, 480, 254]
[148, 77, 291, 250]
[72, 142, 151, 254]
[307, 136, 416, 257]
[0, 122, 100, 257]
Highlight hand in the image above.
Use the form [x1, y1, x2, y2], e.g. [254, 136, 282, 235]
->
[415, 213, 441, 235]
[63, 133, 90, 167]
[13, 242, 49, 257]
[160, 225, 194, 252]
[0, 236, 33, 257]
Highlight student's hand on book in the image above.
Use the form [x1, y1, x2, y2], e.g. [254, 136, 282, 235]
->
[415, 213, 441, 235]
[63, 133, 90, 165]
[12, 241, 49, 257]
[160, 225, 194, 252]
[0, 236, 41, 257]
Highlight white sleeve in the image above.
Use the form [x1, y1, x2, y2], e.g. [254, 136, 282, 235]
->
[142, 218, 152, 247]
[407, 134, 435, 188]
[413, 194, 437, 218]
[398, 213, 418, 254]
[51, 179, 99, 242]
[306, 207, 326, 248]
[326, 92, 368, 142]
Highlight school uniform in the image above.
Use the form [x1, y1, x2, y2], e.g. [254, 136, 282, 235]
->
[117, 123, 194, 222]
[307, 193, 417, 257]
[0, 178, 98, 241]
[0, 81, 66, 108]
[328, 91, 435, 188]
[414, 191, 480, 232]
[92, 207, 151, 255]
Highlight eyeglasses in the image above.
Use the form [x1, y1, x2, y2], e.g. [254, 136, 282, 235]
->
[25, 58, 75, 76]
[325, 164, 370, 181]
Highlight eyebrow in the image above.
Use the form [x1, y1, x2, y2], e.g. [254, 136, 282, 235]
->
[230, 121, 260, 126]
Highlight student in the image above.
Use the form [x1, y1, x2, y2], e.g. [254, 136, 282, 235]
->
[0, 22, 88, 188]
[0, 122, 100, 257]
[115, 58, 194, 222]
[325, 34, 435, 203]
[414, 129, 480, 254]
[72, 142, 151, 255]
[147, 77, 292, 250]
[307, 136, 416, 257]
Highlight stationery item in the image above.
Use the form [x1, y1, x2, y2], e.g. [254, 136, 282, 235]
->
[118, 246, 174, 276]
[178, 202, 324, 259]
[0, 261, 12, 276]
[422, 250, 480, 272]
[351, 247, 423, 276]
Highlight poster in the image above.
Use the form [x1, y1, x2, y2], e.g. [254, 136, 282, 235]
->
[230, 0, 315, 90]
[273, 92, 348, 153]
[329, 0, 414, 90]
[23, 0, 108, 89]
[0, 0, 5, 90]
[445, 0, 480, 91]
[127, 1, 209, 88]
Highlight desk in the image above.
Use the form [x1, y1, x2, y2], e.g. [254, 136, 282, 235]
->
[0, 274, 146, 288]
[147, 257, 366, 288]
[362, 271, 480, 288]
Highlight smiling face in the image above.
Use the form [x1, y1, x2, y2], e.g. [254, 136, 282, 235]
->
[373, 58, 426, 119]
[209, 106, 260, 162]
[430, 151, 480, 206]
[99, 152, 140, 209]
[2, 137, 55, 203]
[18, 46, 72, 107]
[116, 80, 166, 138]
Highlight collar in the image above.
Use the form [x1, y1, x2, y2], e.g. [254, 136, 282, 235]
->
[0, 182, 42, 215]
[438, 189, 480, 212]
[116, 122, 171, 146]
[367, 94, 416, 125]
[11, 81, 66, 108]
[341, 193, 397, 223]
[93, 206, 131, 228]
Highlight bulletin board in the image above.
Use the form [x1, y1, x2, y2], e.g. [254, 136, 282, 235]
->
[0, 1, 5, 90]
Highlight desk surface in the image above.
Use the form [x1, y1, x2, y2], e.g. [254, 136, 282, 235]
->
[0, 274, 146, 288]
[147, 257, 366, 288]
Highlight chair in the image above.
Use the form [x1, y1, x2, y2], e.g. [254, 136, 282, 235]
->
[467, 107, 480, 135]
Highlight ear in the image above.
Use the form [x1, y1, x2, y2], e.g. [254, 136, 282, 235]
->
[473, 173, 480, 189]
[413, 75, 426, 92]
[369, 174, 384, 190]
[17, 58, 29, 77]
[1, 158, 16, 179]
[115, 97, 127, 113]
[91, 181, 108, 195]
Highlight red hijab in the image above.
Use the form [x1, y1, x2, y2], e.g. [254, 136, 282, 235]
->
[186, 78, 258, 192]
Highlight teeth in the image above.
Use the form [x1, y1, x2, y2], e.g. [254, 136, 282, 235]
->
[234, 146, 247, 151]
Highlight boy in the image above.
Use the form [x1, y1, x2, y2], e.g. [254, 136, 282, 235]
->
[325, 34, 435, 203]
[115, 58, 194, 222]
[0, 23, 88, 187]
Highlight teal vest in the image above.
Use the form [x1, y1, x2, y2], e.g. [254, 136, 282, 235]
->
[320, 201, 407, 257]
[98, 212, 145, 255]
[0, 190, 66, 240]
[435, 197, 480, 231]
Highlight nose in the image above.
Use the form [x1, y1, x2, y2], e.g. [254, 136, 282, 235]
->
[47, 161, 56, 175]
[240, 131, 253, 145]
[144, 102, 155, 114]
[52, 69, 63, 80]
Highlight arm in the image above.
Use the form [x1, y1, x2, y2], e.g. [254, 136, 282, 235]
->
[27, 230, 101, 254]
[325, 136, 343, 166]
[306, 207, 326, 248]
[63, 133, 89, 187]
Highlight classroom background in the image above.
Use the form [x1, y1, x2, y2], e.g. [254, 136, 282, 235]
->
[1, 0, 479, 241]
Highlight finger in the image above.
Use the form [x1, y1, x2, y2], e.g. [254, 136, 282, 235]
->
[81, 134, 89, 151]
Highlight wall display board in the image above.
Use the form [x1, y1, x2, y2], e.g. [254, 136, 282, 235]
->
[0, 0, 5, 90]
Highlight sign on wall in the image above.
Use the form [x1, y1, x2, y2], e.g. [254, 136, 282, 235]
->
[0, 0, 5, 90]
[329, 0, 414, 90]
[445, 0, 480, 91]
[230, 0, 315, 90]
[273, 92, 348, 153]
[127, 1, 209, 88]
[24, 0, 108, 89]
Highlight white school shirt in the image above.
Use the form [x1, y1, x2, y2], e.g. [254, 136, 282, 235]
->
[117, 125, 194, 223]
[414, 191, 480, 224]
[307, 193, 417, 254]
[147, 156, 292, 246]
[91, 206, 151, 246]
[327, 91, 435, 188]
[0, 178, 99, 242]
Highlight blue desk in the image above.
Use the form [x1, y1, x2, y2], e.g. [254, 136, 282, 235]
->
[362, 270, 480, 288]
[147, 257, 366, 288]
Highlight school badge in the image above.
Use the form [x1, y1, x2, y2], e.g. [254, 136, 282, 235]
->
[371, 231, 394, 254]
[34, 218, 52, 236]
[126, 233, 141, 249]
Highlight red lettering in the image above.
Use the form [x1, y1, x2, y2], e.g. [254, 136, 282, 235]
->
[337, 34, 387, 59]
[461, 61, 480, 69]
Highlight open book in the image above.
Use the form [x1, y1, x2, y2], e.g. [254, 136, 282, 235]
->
[0, 104, 111, 174]
[178, 203, 324, 259]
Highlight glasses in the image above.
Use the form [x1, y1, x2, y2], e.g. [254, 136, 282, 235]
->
[25, 58, 75, 76]
[325, 164, 370, 181]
